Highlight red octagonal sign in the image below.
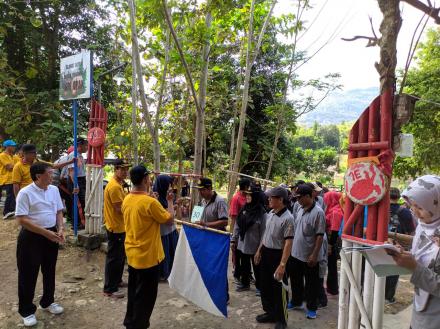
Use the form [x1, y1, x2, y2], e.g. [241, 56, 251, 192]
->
[87, 127, 106, 147]
[345, 161, 387, 205]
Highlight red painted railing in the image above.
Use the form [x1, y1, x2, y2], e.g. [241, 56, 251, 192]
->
[342, 89, 393, 243]
[87, 99, 108, 166]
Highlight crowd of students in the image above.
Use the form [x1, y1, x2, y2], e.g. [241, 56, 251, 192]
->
[1, 139, 440, 329]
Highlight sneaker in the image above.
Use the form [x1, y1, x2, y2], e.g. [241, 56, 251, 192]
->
[255, 288, 261, 297]
[118, 281, 128, 288]
[3, 211, 15, 219]
[103, 290, 125, 299]
[236, 284, 250, 292]
[385, 298, 396, 305]
[306, 310, 317, 319]
[22, 314, 37, 327]
[40, 302, 64, 315]
[256, 313, 275, 323]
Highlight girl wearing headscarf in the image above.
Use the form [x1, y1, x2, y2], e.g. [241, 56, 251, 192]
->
[153, 175, 178, 280]
[232, 184, 267, 292]
[389, 175, 440, 329]
[323, 191, 344, 295]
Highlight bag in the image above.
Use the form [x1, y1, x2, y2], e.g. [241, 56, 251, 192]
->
[389, 207, 403, 233]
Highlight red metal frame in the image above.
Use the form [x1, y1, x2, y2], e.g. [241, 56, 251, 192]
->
[343, 89, 394, 243]
[88, 99, 108, 166]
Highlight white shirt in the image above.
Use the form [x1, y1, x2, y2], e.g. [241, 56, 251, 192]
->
[15, 183, 64, 228]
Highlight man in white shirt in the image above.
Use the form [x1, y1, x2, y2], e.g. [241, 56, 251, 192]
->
[15, 162, 65, 327]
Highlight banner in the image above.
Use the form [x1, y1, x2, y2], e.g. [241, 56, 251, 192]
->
[59, 51, 92, 100]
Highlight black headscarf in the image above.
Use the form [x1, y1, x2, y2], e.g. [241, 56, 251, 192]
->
[236, 190, 266, 241]
[153, 175, 174, 208]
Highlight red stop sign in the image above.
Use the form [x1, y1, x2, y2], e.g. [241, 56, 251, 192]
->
[87, 127, 106, 147]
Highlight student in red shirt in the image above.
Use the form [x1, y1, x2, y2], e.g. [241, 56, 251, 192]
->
[230, 178, 251, 285]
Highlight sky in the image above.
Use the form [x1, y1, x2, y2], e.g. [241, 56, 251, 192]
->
[274, 0, 437, 91]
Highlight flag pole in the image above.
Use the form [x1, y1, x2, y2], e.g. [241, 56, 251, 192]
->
[73, 99, 79, 236]
[175, 219, 231, 236]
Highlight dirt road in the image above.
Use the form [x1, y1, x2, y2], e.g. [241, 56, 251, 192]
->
[0, 215, 412, 329]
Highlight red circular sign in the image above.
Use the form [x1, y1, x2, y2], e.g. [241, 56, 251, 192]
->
[87, 127, 106, 147]
[345, 162, 387, 205]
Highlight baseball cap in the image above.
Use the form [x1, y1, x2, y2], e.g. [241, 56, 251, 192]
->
[114, 159, 131, 168]
[294, 184, 314, 197]
[129, 165, 151, 185]
[289, 180, 305, 188]
[194, 177, 213, 189]
[308, 182, 322, 192]
[265, 186, 288, 200]
[21, 144, 36, 153]
[2, 139, 17, 147]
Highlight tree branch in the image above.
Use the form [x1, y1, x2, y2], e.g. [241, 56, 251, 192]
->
[402, 0, 440, 24]
[341, 35, 379, 47]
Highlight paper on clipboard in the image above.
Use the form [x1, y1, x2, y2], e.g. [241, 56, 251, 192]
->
[343, 244, 413, 277]
[190, 206, 204, 223]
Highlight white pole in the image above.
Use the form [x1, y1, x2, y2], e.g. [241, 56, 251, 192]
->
[372, 275, 385, 329]
[340, 252, 372, 329]
[338, 239, 351, 329]
[348, 246, 362, 329]
[85, 166, 92, 233]
[97, 168, 104, 234]
[362, 262, 375, 328]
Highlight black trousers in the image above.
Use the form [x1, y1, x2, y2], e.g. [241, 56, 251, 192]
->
[240, 252, 260, 289]
[124, 265, 160, 329]
[385, 275, 399, 300]
[260, 246, 288, 324]
[326, 243, 339, 295]
[2, 183, 15, 215]
[318, 278, 328, 306]
[233, 247, 242, 279]
[290, 256, 320, 311]
[16, 227, 59, 317]
[67, 176, 86, 226]
[104, 230, 126, 293]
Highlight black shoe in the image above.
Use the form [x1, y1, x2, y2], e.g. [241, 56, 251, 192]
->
[275, 322, 287, 329]
[256, 313, 276, 323]
[236, 284, 250, 292]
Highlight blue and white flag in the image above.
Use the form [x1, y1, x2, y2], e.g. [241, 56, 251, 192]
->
[168, 225, 230, 317]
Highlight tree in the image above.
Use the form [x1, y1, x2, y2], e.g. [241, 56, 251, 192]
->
[394, 28, 440, 178]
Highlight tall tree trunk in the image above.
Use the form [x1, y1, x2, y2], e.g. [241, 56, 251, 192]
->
[264, 116, 282, 188]
[131, 52, 139, 165]
[228, 0, 277, 202]
[376, 0, 402, 94]
[128, 0, 160, 170]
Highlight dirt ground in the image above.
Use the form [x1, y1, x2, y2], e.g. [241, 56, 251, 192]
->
[0, 210, 413, 329]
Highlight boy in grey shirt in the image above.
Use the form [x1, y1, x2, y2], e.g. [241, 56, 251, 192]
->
[290, 184, 325, 320]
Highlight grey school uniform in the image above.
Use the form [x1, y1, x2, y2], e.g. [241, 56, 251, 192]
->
[200, 191, 228, 224]
[291, 202, 326, 262]
[261, 208, 294, 249]
[410, 265, 440, 329]
[233, 213, 267, 255]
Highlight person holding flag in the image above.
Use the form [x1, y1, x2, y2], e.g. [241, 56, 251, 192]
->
[122, 165, 175, 329]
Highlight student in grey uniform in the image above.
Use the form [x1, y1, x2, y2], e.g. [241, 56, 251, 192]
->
[232, 184, 267, 293]
[387, 175, 440, 329]
[194, 177, 229, 230]
[290, 184, 325, 320]
[254, 186, 293, 329]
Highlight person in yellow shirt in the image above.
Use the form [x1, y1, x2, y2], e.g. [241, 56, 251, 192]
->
[122, 165, 174, 329]
[103, 160, 130, 299]
[12, 144, 73, 197]
[0, 139, 18, 219]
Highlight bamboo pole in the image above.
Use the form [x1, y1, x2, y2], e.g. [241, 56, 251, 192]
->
[338, 240, 351, 329]
[174, 219, 231, 236]
[361, 262, 375, 328]
[340, 251, 373, 329]
[225, 170, 276, 185]
[348, 248, 362, 329]
[372, 275, 386, 329]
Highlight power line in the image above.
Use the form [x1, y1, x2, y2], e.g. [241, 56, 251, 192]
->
[409, 95, 440, 108]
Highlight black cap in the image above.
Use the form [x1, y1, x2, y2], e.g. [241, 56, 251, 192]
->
[77, 137, 87, 145]
[289, 180, 305, 188]
[265, 186, 288, 200]
[114, 159, 131, 168]
[194, 177, 213, 189]
[294, 184, 313, 197]
[21, 144, 36, 153]
[244, 183, 262, 194]
[130, 165, 151, 185]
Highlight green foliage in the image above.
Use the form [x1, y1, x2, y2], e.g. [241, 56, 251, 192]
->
[394, 28, 440, 179]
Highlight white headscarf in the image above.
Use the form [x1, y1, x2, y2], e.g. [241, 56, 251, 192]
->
[402, 175, 440, 311]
